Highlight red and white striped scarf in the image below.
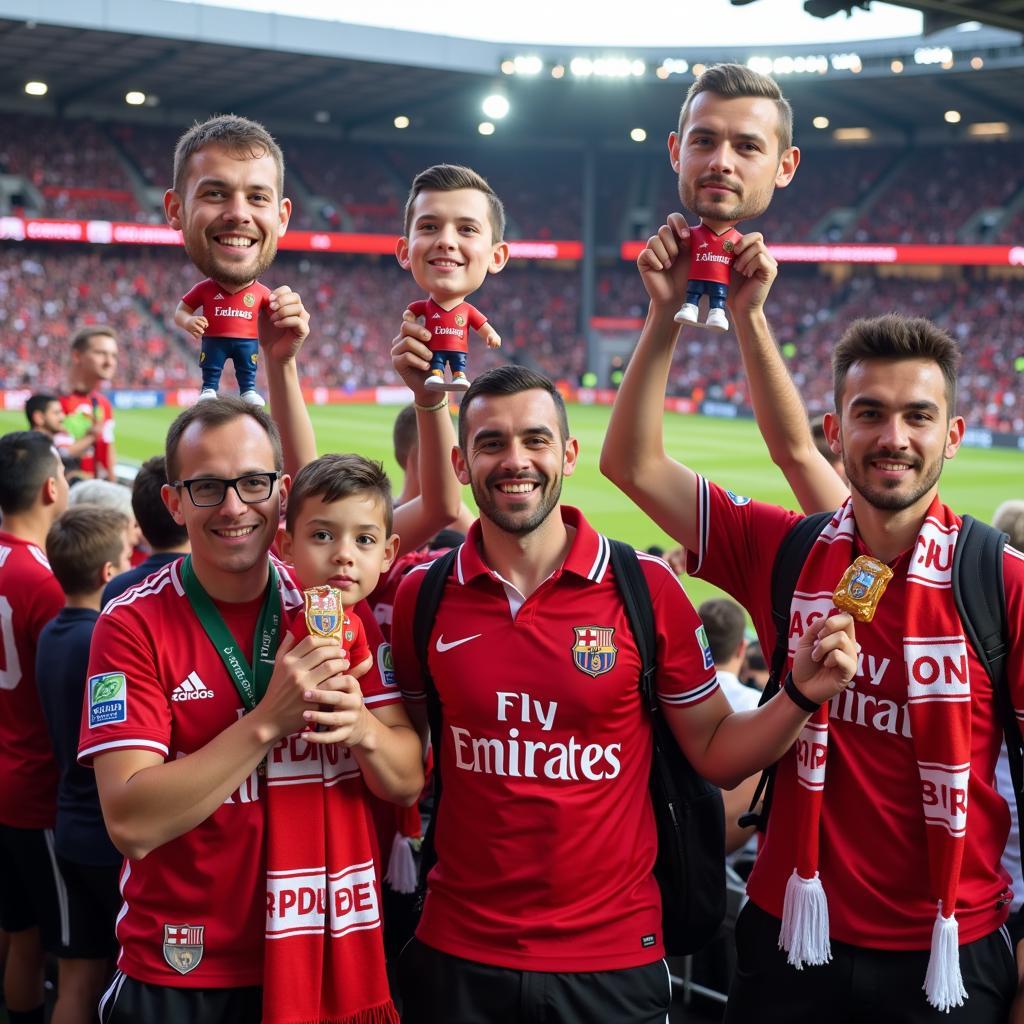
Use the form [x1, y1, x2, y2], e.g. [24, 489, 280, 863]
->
[780, 496, 971, 1012]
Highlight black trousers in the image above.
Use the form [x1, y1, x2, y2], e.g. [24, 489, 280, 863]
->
[398, 937, 672, 1024]
[98, 972, 262, 1024]
[725, 901, 1017, 1024]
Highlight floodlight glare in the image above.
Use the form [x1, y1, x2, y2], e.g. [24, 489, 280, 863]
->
[25, 81, 47, 96]
[630, 128, 647, 142]
[482, 94, 510, 120]
[501, 60, 515, 75]
[813, 116, 830, 129]
[125, 91, 146, 106]
[944, 110, 961, 124]
[551, 65, 565, 79]
[478, 121, 495, 136]
[970, 56, 984, 69]
[513, 56, 542, 76]
[891, 60, 904, 73]
[570, 57, 593, 77]
[394, 115, 410, 129]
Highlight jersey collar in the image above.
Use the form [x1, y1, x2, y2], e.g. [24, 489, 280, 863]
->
[454, 505, 610, 586]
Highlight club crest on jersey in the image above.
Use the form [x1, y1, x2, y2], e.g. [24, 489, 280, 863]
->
[243, 292, 256, 307]
[304, 585, 343, 639]
[695, 624, 714, 671]
[454, 313, 466, 327]
[163, 924, 204, 975]
[725, 490, 751, 506]
[572, 626, 617, 678]
[88, 672, 127, 728]
[377, 643, 396, 687]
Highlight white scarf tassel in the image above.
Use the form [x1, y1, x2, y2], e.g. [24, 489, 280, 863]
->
[384, 830, 419, 894]
[778, 869, 832, 969]
[923, 902, 967, 1012]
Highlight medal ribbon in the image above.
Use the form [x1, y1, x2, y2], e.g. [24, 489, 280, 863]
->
[179, 555, 281, 710]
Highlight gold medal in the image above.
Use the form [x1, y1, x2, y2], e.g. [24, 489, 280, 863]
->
[833, 556, 893, 622]
[303, 585, 344, 639]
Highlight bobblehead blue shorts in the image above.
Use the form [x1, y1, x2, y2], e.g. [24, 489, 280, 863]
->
[200, 336, 258, 392]
[686, 280, 729, 310]
[429, 350, 467, 376]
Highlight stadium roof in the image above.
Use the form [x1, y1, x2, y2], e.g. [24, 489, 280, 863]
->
[2, 0, 1022, 146]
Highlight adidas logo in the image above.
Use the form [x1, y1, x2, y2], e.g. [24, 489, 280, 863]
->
[431, 313, 441, 319]
[214, 293, 225, 300]
[172, 671, 216, 702]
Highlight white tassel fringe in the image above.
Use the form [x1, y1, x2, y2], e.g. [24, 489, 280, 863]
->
[384, 832, 418, 894]
[778, 869, 832, 969]
[923, 903, 967, 1013]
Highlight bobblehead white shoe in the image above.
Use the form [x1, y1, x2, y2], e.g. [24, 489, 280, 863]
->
[196, 388, 218, 402]
[673, 303, 699, 325]
[705, 307, 729, 332]
[240, 390, 265, 407]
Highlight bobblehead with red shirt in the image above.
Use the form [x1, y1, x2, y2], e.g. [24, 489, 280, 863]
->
[396, 164, 510, 392]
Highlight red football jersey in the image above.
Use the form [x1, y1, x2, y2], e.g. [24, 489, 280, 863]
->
[286, 600, 371, 669]
[368, 548, 440, 642]
[182, 278, 271, 340]
[0, 532, 64, 828]
[59, 391, 114, 478]
[688, 223, 742, 286]
[687, 477, 1024, 949]
[391, 507, 718, 971]
[79, 557, 402, 987]
[407, 298, 486, 355]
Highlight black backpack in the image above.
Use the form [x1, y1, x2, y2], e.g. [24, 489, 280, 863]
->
[412, 540, 726, 957]
[740, 513, 1018, 848]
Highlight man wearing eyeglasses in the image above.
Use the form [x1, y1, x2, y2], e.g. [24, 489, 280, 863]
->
[79, 386, 422, 1019]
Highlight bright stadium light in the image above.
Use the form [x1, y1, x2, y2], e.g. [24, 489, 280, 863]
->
[630, 127, 647, 142]
[125, 91, 146, 106]
[915, 46, 952, 65]
[482, 94, 510, 119]
[692, 63, 706, 76]
[551, 64, 565, 78]
[813, 116, 830, 129]
[968, 121, 1008, 136]
[891, 59, 904, 73]
[24, 81, 47, 96]
[393, 115, 410, 129]
[658, 58, 689, 77]
[501, 59, 515, 74]
[478, 121, 495, 136]
[570, 57, 593, 77]
[513, 55, 543, 75]
[944, 109, 962, 124]
[971, 56, 984, 70]
[833, 127, 872, 141]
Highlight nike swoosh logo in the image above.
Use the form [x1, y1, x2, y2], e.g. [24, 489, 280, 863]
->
[435, 633, 482, 653]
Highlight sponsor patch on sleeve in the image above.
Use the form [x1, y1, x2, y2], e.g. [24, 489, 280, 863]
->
[725, 489, 751, 506]
[88, 672, 128, 728]
[377, 643, 396, 688]
[695, 625, 715, 671]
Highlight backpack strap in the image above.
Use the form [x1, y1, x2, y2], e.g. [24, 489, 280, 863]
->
[608, 540, 657, 709]
[740, 510, 834, 830]
[412, 548, 459, 883]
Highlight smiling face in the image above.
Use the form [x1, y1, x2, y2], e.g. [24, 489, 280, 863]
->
[454, 388, 578, 536]
[669, 91, 798, 231]
[162, 415, 286, 596]
[396, 188, 509, 306]
[279, 492, 398, 605]
[827, 357, 964, 516]
[165, 143, 290, 289]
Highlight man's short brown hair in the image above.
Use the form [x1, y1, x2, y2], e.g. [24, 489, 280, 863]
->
[71, 326, 118, 354]
[164, 396, 283, 485]
[46, 506, 128, 596]
[677, 62, 794, 153]
[698, 598, 747, 665]
[393, 405, 418, 471]
[402, 164, 505, 242]
[285, 453, 393, 535]
[832, 314, 960, 417]
[173, 114, 285, 197]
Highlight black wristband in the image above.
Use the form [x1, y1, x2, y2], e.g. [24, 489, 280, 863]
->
[784, 672, 822, 714]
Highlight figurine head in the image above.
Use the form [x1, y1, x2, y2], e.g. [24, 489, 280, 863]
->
[165, 115, 291, 288]
[396, 164, 510, 305]
[669, 63, 799, 231]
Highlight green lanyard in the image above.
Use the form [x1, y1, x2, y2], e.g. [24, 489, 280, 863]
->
[179, 555, 281, 711]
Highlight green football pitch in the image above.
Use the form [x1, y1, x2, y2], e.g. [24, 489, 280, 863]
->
[2, 403, 1020, 611]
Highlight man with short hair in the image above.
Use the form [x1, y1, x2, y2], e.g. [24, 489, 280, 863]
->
[0, 431, 70, 1024]
[390, 363, 856, 1023]
[59, 327, 119, 481]
[24, 392, 92, 472]
[103, 456, 190, 605]
[603, 167, 1024, 1016]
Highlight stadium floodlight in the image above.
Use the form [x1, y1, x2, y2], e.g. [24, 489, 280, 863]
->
[513, 56, 543, 76]
[501, 60, 515, 75]
[630, 128, 647, 143]
[24, 81, 47, 96]
[830, 52, 862, 72]
[971, 56, 984, 69]
[968, 121, 1009, 137]
[914, 46, 952, 65]
[692, 63, 706, 76]
[748, 55, 828, 76]
[482, 94, 510, 120]
[813, 116, 830, 129]
[570, 57, 593, 77]
[314, 110, 330, 123]
[891, 59, 904, 73]
[125, 91, 146, 106]
[551, 65, 565, 79]
[944, 110, 962, 124]
[478, 121, 495, 136]
[658, 59, 689, 78]
[833, 127, 871, 141]
[393, 115, 410, 129]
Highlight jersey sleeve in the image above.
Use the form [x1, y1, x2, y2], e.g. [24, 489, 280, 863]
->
[1002, 545, 1024, 732]
[638, 554, 719, 707]
[181, 280, 209, 310]
[407, 299, 428, 318]
[684, 475, 802, 617]
[391, 563, 430, 704]
[351, 599, 402, 710]
[346, 610, 371, 670]
[465, 303, 488, 330]
[78, 606, 173, 765]
[26, 570, 64, 648]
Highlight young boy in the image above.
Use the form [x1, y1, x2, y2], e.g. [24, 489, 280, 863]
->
[395, 164, 510, 391]
[36, 506, 133, 1024]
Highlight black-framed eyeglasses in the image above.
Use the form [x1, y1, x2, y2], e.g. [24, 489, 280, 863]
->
[173, 472, 280, 508]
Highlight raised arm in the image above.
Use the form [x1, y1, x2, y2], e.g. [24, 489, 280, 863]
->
[601, 214, 701, 552]
[729, 234, 849, 514]
[389, 314, 462, 552]
[260, 284, 315, 476]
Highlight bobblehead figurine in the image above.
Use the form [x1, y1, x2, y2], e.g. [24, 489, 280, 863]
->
[396, 164, 509, 392]
[668, 64, 799, 332]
